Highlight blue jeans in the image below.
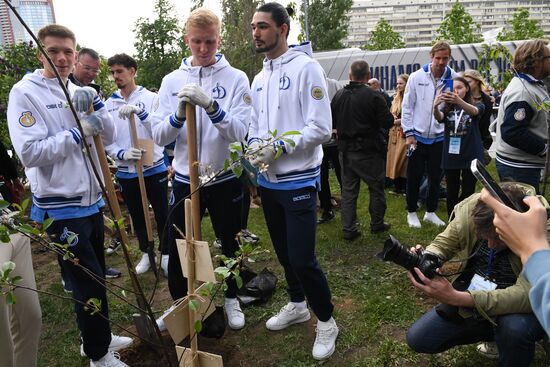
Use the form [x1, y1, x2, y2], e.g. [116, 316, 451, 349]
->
[495, 161, 541, 194]
[406, 307, 545, 367]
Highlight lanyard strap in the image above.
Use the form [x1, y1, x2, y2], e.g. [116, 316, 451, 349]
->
[485, 249, 495, 278]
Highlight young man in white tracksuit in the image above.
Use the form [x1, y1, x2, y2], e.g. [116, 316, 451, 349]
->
[249, 3, 338, 360]
[151, 8, 251, 330]
[105, 53, 169, 276]
[7, 25, 131, 366]
[401, 41, 457, 228]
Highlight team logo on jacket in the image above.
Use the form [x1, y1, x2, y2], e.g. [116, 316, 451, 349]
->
[311, 86, 324, 100]
[212, 83, 226, 99]
[279, 76, 291, 90]
[514, 108, 526, 121]
[136, 102, 146, 111]
[18, 111, 36, 127]
[243, 93, 252, 105]
[60, 227, 79, 247]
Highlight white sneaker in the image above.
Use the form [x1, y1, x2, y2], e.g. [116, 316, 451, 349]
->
[212, 238, 222, 249]
[135, 253, 151, 274]
[407, 212, 421, 228]
[266, 302, 311, 331]
[90, 351, 128, 367]
[161, 255, 169, 277]
[225, 298, 245, 330]
[423, 212, 446, 226]
[81, 333, 133, 357]
[476, 341, 499, 359]
[312, 318, 339, 360]
[156, 304, 177, 332]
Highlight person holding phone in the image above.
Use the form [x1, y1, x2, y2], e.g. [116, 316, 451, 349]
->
[433, 76, 485, 219]
[480, 189, 550, 335]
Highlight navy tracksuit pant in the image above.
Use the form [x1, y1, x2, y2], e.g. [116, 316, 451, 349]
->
[261, 186, 334, 322]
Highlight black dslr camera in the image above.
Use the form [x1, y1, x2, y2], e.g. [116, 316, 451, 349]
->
[377, 235, 443, 284]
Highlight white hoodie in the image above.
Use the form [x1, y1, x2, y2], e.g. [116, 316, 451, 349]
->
[105, 86, 166, 178]
[151, 54, 250, 185]
[7, 70, 115, 210]
[249, 42, 332, 184]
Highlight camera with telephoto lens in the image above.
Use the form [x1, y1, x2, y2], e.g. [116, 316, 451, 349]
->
[377, 235, 443, 284]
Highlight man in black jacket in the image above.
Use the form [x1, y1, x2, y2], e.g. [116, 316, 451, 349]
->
[331, 60, 394, 240]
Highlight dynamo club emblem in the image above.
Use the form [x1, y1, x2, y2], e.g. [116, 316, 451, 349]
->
[212, 83, 226, 99]
[60, 227, 79, 247]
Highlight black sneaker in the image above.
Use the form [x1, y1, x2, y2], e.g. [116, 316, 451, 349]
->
[317, 210, 335, 224]
[371, 222, 391, 234]
[105, 267, 122, 279]
[105, 238, 122, 255]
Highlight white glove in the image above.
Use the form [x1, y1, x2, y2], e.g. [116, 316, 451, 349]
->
[178, 84, 213, 110]
[118, 105, 144, 120]
[175, 99, 186, 121]
[250, 142, 277, 167]
[73, 86, 98, 113]
[80, 113, 104, 137]
[122, 148, 142, 161]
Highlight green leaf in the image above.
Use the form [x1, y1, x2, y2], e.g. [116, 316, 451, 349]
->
[230, 150, 239, 163]
[0, 200, 10, 210]
[42, 217, 55, 231]
[117, 218, 125, 229]
[194, 319, 203, 333]
[189, 299, 199, 311]
[21, 198, 29, 213]
[10, 276, 22, 284]
[2, 261, 15, 274]
[232, 165, 243, 178]
[18, 224, 40, 235]
[6, 292, 16, 305]
[0, 232, 11, 243]
[235, 274, 243, 289]
[67, 233, 78, 246]
[274, 147, 283, 160]
[121, 290, 127, 298]
[229, 142, 243, 152]
[280, 130, 301, 137]
[282, 138, 296, 148]
[223, 159, 230, 172]
[63, 252, 71, 261]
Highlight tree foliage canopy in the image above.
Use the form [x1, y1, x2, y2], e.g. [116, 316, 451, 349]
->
[133, 0, 187, 89]
[363, 18, 405, 51]
[497, 7, 545, 41]
[0, 41, 41, 148]
[298, 0, 353, 51]
[436, 0, 483, 44]
[220, 0, 263, 81]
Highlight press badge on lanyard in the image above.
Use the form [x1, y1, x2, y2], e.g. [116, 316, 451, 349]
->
[449, 109, 464, 155]
[468, 249, 497, 291]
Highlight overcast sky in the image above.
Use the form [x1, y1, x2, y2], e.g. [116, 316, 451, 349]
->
[52, 0, 297, 58]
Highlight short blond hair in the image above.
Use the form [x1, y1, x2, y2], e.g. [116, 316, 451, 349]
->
[186, 8, 220, 32]
[513, 39, 549, 74]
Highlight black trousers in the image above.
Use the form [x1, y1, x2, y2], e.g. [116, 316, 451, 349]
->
[261, 186, 334, 322]
[444, 168, 477, 219]
[167, 178, 242, 300]
[118, 171, 169, 255]
[47, 212, 111, 361]
[319, 145, 342, 211]
[406, 141, 443, 213]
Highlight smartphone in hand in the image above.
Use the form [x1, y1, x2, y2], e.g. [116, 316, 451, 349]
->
[470, 159, 525, 212]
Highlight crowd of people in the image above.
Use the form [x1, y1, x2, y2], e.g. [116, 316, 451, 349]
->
[1, 3, 550, 366]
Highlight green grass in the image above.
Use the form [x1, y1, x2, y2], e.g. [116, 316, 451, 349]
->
[34, 161, 550, 366]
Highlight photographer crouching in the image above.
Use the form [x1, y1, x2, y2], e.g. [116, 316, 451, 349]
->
[386, 183, 546, 367]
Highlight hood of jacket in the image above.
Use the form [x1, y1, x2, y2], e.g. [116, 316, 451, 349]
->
[178, 53, 230, 79]
[261, 41, 313, 70]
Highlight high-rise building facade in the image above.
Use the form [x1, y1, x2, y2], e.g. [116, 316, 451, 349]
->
[0, 0, 55, 46]
[346, 0, 550, 48]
